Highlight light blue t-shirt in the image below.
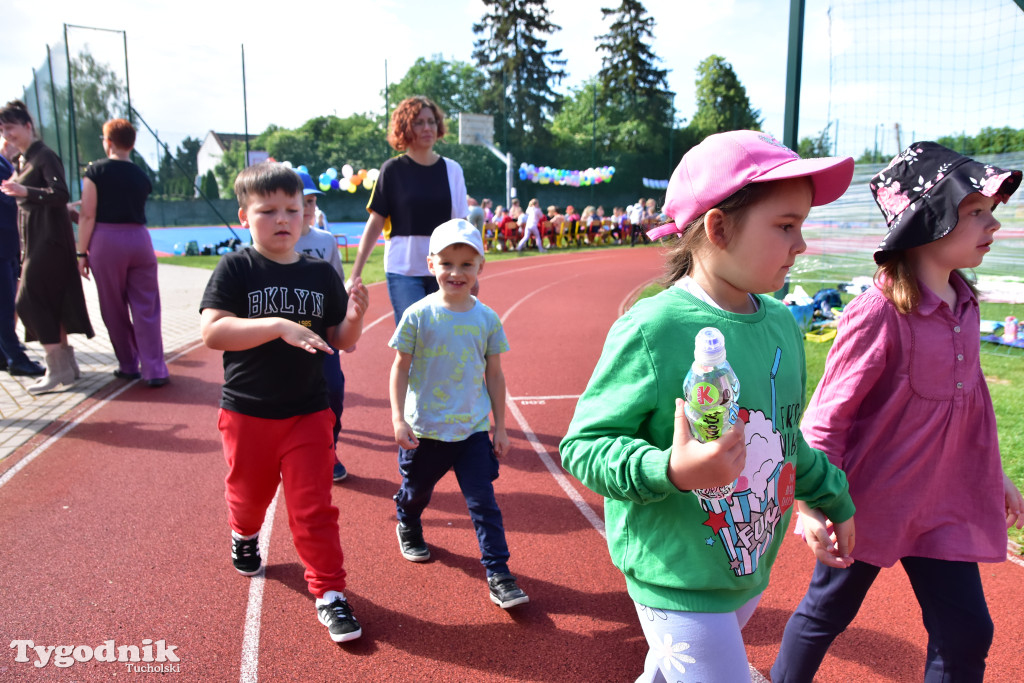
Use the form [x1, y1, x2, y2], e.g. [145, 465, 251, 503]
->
[389, 294, 510, 442]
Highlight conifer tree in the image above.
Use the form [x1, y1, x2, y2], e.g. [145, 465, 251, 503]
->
[472, 0, 567, 150]
[689, 55, 762, 140]
[596, 0, 673, 134]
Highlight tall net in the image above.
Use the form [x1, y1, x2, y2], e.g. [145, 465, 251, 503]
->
[826, 0, 1024, 161]
[803, 0, 1024, 302]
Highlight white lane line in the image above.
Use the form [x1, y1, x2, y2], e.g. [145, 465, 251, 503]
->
[1008, 552, 1024, 569]
[0, 340, 206, 492]
[239, 486, 282, 683]
[499, 273, 606, 540]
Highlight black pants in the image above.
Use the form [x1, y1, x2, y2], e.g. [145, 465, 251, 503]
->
[772, 557, 993, 682]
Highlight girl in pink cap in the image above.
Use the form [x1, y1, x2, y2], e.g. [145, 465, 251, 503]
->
[561, 130, 857, 681]
[773, 142, 1024, 682]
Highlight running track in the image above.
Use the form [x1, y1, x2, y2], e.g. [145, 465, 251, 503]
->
[1, 248, 1021, 682]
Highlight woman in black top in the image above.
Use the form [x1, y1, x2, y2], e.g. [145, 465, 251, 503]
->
[0, 99, 94, 394]
[347, 96, 468, 324]
[76, 118, 168, 386]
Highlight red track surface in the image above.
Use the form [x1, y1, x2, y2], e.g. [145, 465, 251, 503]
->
[1, 248, 1021, 682]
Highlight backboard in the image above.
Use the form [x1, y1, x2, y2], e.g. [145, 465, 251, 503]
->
[458, 113, 495, 146]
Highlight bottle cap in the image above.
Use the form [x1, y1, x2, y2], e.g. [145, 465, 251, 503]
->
[694, 327, 727, 365]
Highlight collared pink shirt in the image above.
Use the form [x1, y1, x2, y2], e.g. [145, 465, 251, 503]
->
[803, 275, 1007, 567]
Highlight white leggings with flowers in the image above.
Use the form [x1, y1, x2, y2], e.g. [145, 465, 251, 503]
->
[633, 594, 761, 683]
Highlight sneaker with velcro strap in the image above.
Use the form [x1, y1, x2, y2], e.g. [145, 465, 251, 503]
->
[488, 572, 529, 609]
[396, 522, 430, 562]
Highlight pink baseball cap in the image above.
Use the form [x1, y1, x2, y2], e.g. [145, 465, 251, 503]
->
[648, 130, 854, 240]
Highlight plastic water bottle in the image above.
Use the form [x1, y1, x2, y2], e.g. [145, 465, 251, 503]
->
[683, 327, 741, 500]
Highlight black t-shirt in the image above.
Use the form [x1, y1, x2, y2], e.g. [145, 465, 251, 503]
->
[199, 247, 348, 419]
[84, 158, 151, 224]
[367, 155, 452, 237]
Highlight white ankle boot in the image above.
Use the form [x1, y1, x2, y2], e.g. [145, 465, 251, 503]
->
[63, 345, 80, 379]
[27, 348, 75, 394]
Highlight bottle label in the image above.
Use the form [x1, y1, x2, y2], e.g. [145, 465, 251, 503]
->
[691, 381, 721, 410]
[691, 405, 728, 442]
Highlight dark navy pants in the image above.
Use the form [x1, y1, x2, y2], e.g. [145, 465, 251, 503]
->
[323, 349, 344, 448]
[0, 256, 32, 366]
[772, 557, 993, 682]
[393, 431, 510, 577]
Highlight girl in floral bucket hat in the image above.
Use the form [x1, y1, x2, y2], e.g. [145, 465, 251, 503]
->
[773, 143, 1024, 682]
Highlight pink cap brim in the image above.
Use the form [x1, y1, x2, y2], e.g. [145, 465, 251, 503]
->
[754, 155, 855, 207]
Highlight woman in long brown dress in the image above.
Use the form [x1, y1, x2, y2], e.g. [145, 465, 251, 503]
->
[0, 100, 94, 393]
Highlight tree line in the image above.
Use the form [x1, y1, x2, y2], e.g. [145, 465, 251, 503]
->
[52, 0, 1024, 208]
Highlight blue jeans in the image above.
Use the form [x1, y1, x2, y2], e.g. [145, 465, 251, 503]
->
[772, 557, 993, 682]
[0, 256, 31, 365]
[393, 431, 510, 576]
[386, 273, 438, 325]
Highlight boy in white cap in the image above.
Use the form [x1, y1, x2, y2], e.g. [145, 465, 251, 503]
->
[388, 218, 528, 609]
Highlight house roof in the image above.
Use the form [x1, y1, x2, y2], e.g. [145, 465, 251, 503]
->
[205, 131, 255, 152]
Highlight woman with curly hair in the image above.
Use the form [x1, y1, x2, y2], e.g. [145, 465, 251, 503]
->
[347, 95, 468, 324]
[0, 99, 93, 393]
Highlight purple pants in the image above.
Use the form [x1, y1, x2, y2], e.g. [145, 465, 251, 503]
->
[89, 223, 168, 380]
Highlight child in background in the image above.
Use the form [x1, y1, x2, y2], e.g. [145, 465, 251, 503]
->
[295, 170, 349, 482]
[389, 218, 528, 609]
[560, 130, 857, 681]
[516, 198, 546, 253]
[200, 163, 370, 643]
[772, 142, 1024, 682]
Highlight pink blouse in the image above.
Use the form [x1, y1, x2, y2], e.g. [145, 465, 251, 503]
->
[802, 276, 1007, 567]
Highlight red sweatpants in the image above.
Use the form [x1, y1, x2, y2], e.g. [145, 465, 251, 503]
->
[218, 407, 346, 597]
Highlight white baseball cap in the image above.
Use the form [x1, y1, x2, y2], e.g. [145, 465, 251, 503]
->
[429, 218, 485, 256]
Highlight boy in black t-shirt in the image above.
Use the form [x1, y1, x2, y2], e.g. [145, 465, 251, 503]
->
[199, 163, 369, 643]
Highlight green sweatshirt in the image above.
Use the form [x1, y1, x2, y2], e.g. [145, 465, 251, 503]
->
[560, 287, 854, 613]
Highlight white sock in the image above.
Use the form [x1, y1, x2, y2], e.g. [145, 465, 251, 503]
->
[231, 530, 258, 541]
[316, 590, 345, 606]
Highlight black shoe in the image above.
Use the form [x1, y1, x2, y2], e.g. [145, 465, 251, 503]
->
[147, 377, 169, 388]
[113, 370, 141, 380]
[332, 460, 348, 482]
[396, 522, 430, 562]
[8, 359, 45, 376]
[488, 572, 529, 609]
[316, 592, 362, 643]
[231, 533, 262, 576]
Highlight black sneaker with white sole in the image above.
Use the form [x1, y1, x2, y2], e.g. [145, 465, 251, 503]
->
[488, 572, 529, 609]
[316, 593, 362, 643]
[396, 522, 430, 562]
[231, 534, 261, 576]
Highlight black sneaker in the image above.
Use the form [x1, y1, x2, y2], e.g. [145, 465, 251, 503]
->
[332, 460, 348, 482]
[488, 572, 529, 609]
[316, 593, 362, 643]
[396, 522, 430, 562]
[231, 533, 262, 576]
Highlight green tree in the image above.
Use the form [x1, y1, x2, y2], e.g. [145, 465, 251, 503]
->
[154, 136, 201, 198]
[473, 0, 567, 151]
[201, 170, 219, 200]
[688, 55, 762, 140]
[69, 52, 128, 167]
[386, 56, 487, 122]
[213, 143, 247, 199]
[798, 125, 833, 158]
[595, 0, 674, 152]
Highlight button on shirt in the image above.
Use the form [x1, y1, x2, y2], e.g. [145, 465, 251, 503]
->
[801, 277, 1006, 567]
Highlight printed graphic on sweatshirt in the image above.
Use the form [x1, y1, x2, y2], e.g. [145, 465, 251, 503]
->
[699, 403, 796, 576]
